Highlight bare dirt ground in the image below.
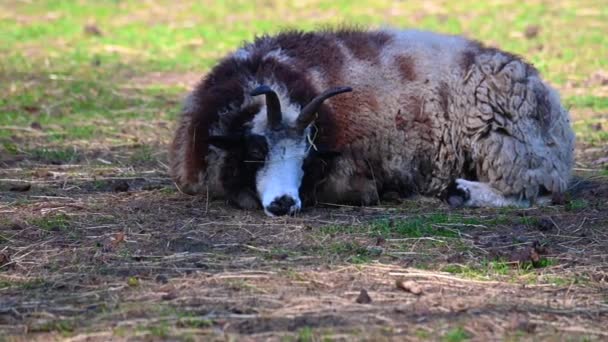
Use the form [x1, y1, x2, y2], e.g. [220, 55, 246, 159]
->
[1, 136, 607, 341]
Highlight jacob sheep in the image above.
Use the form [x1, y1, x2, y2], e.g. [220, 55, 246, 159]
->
[170, 28, 575, 216]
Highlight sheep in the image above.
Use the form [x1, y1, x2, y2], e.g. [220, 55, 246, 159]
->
[170, 28, 575, 216]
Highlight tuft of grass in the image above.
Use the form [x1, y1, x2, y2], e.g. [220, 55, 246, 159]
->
[28, 147, 79, 164]
[442, 327, 471, 342]
[30, 213, 71, 232]
[320, 214, 494, 239]
[29, 319, 75, 334]
[566, 199, 589, 211]
[176, 317, 213, 329]
[371, 214, 463, 238]
[297, 327, 314, 342]
[442, 257, 554, 282]
[145, 323, 171, 338]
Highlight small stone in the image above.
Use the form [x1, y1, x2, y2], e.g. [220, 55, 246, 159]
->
[112, 180, 129, 192]
[536, 217, 555, 232]
[155, 274, 169, 284]
[355, 289, 372, 304]
[395, 279, 423, 295]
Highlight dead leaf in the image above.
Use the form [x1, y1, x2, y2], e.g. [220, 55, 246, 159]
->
[162, 291, 178, 300]
[509, 241, 547, 266]
[111, 232, 125, 248]
[10, 219, 26, 230]
[30, 122, 42, 130]
[84, 24, 103, 36]
[535, 217, 555, 231]
[0, 252, 11, 267]
[586, 70, 608, 86]
[524, 25, 540, 39]
[9, 183, 31, 192]
[112, 180, 129, 192]
[551, 192, 568, 205]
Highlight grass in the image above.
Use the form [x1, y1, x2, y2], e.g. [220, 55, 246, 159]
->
[319, 214, 497, 239]
[30, 213, 71, 231]
[443, 327, 471, 342]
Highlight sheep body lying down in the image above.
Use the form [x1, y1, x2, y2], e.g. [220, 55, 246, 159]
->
[170, 28, 575, 216]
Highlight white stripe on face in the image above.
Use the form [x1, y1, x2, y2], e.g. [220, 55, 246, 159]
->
[256, 136, 307, 216]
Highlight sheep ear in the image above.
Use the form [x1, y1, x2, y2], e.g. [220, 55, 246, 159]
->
[207, 135, 242, 150]
[315, 147, 341, 159]
[318, 150, 342, 159]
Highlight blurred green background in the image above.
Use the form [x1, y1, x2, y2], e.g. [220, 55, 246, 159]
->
[0, 0, 606, 157]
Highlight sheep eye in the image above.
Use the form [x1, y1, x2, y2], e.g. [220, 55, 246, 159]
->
[246, 134, 267, 160]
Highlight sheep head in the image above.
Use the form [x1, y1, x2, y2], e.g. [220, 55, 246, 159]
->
[208, 85, 352, 216]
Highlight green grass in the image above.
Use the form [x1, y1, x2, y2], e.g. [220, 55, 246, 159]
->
[441, 257, 556, 282]
[320, 214, 497, 239]
[30, 213, 71, 231]
[443, 327, 471, 342]
[566, 199, 589, 211]
[296, 327, 314, 342]
[29, 319, 75, 334]
[28, 147, 80, 164]
[0, 0, 606, 151]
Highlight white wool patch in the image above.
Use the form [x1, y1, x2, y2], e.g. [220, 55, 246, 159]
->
[256, 137, 307, 216]
[263, 49, 291, 63]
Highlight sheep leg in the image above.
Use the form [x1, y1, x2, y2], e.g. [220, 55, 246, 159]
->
[452, 179, 538, 208]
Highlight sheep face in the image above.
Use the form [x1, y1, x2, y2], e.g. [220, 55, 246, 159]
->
[209, 85, 352, 216]
[254, 128, 308, 216]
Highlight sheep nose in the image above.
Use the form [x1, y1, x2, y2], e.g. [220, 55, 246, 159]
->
[266, 195, 297, 216]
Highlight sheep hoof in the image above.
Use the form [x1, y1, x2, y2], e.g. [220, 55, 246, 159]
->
[453, 179, 531, 208]
[446, 179, 470, 208]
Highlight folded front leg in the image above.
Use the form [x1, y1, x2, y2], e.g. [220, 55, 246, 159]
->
[450, 179, 532, 208]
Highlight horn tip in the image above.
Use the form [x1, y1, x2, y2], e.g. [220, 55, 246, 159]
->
[336, 86, 353, 93]
[250, 85, 272, 96]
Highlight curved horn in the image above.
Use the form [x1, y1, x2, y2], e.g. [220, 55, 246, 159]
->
[296, 86, 353, 131]
[250, 85, 282, 130]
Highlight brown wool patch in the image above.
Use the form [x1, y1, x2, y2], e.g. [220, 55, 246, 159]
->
[272, 31, 346, 85]
[337, 30, 391, 63]
[395, 55, 417, 82]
